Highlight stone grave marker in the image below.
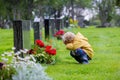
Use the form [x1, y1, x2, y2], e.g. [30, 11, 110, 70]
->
[22, 20, 31, 49]
[77, 15, 85, 28]
[13, 20, 23, 53]
[44, 18, 49, 40]
[49, 18, 55, 37]
[13, 20, 31, 57]
[44, 17, 64, 39]
[33, 16, 41, 42]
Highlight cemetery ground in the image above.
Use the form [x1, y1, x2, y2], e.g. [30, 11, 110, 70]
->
[0, 27, 120, 80]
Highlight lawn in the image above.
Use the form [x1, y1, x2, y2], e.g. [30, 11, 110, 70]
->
[0, 27, 120, 80]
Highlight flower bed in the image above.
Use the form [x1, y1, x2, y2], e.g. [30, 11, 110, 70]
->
[54, 30, 65, 40]
[28, 39, 56, 64]
[0, 49, 52, 80]
[0, 39, 56, 80]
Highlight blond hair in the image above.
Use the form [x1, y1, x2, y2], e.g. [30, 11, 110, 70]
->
[62, 32, 75, 43]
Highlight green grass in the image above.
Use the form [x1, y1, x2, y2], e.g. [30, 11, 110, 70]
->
[0, 27, 120, 80]
[0, 29, 13, 53]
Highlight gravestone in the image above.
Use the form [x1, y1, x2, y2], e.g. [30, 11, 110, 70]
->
[13, 20, 31, 57]
[55, 18, 61, 31]
[77, 15, 85, 28]
[49, 18, 55, 37]
[33, 22, 40, 42]
[13, 20, 23, 53]
[33, 16, 41, 43]
[64, 17, 69, 28]
[44, 19, 49, 39]
[60, 18, 64, 29]
[44, 17, 64, 39]
[22, 20, 31, 49]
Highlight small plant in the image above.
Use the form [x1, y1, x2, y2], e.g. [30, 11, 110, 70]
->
[69, 18, 80, 28]
[54, 30, 65, 39]
[0, 63, 16, 80]
[0, 47, 53, 80]
[12, 61, 52, 80]
[28, 40, 57, 64]
[0, 51, 14, 64]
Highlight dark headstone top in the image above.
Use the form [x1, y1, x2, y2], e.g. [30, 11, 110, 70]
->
[13, 20, 23, 52]
[13, 20, 31, 56]
[33, 22, 40, 42]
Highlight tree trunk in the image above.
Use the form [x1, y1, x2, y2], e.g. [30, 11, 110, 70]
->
[0, 17, 4, 28]
[13, 8, 21, 20]
[55, 9, 61, 31]
[97, 0, 114, 27]
[23, 0, 33, 20]
[71, 0, 74, 19]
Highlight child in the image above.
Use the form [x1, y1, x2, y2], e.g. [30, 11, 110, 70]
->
[62, 32, 94, 64]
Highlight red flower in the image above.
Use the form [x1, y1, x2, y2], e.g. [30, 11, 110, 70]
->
[48, 49, 56, 55]
[45, 45, 52, 49]
[35, 40, 44, 47]
[54, 30, 65, 38]
[56, 30, 64, 35]
[45, 45, 56, 55]
[45, 45, 52, 53]
[59, 30, 65, 35]
[54, 30, 64, 36]
[28, 49, 35, 54]
[53, 34, 57, 37]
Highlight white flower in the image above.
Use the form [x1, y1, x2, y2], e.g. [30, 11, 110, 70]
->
[24, 49, 28, 53]
[12, 47, 16, 50]
[24, 56, 31, 61]
[20, 49, 24, 53]
[20, 49, 28, 54]
[15, 51, 21, 55]
[1, 54, 5, 56]
[17, 56, 25, 61]
[7, 53, 12, 56]
[1, 58, 8, 62]
[12, 61, 52, 80]
[30, 55, 36, 62]
[10, 51, 14, 54]
[4, 52, 9, 55]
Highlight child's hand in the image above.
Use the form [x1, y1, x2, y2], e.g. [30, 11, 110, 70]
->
[66, 43, 74, 50]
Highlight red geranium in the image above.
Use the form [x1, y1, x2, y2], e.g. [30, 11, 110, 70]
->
[45, 45, 52, 53]
[48, 49, 56, 55]
[57, 30, 64, 35]
[54, 30, 64, 37]
[29, 39, 57, 64]
[45, 45, 52, 49]
[35, 40, 44, 47]
[27, 49, 36, 54]
[45, 45, 56, 55]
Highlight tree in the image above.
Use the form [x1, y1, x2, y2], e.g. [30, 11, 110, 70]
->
[65, 0, 92, 19]
[0, 0, 34, 20]
[116, 0, 120, 7]
[95, 0, 116, 27]
[115, 0, 120, 26]
[20, 0, 34, 20]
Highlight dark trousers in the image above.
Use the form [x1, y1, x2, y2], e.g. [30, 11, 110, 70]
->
[70, 48, 90, 64]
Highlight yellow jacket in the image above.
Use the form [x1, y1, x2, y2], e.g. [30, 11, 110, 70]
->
[66, 32, 94, 58]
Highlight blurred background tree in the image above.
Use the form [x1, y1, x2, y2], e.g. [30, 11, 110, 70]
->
[0, 0, 120, 28]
